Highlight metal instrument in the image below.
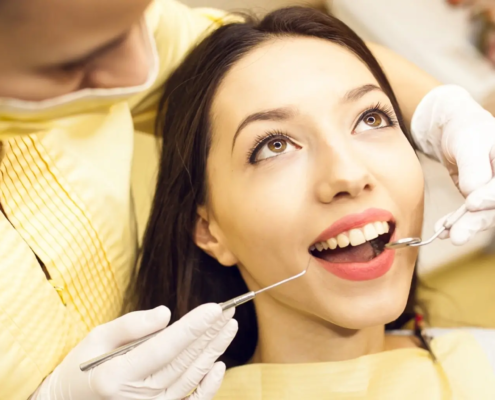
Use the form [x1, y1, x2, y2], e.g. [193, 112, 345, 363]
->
[80, 259, 311, 372]
[386, 204, 467, 250]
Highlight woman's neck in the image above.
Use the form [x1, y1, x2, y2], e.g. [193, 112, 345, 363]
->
[250, 295, 398, 364]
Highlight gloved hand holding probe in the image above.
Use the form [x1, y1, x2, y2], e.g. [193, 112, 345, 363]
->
[30, 304, 237, 400]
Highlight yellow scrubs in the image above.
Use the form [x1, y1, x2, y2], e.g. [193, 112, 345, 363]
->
[215, 331, 495, 400]
[0, 1, 225, 399]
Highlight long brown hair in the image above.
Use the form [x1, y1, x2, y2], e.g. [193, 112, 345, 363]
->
[133, 6, 418, 368]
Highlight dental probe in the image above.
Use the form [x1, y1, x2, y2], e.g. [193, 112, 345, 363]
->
[219, 258, 310, 311]
[80, 258, 311, 372]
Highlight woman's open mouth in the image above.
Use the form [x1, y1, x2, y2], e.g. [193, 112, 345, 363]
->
[309, 216, 397, 281]
[310, 221, 394, 263]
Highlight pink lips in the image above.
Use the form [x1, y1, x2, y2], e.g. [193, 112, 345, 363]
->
[312, 208, 396, 281]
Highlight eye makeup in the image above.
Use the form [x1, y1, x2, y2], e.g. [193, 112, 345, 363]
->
[246, 102, 398, 165]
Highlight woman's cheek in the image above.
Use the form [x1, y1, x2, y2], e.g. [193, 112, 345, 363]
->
[234, 154, 310, 211]
[366, 140, 424, 229]
[222, 156, 310, 246]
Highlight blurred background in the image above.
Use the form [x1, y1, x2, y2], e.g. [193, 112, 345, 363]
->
[132, 0, 495, 327]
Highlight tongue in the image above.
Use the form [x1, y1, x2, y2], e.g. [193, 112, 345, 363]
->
[319, 242, 376, 263]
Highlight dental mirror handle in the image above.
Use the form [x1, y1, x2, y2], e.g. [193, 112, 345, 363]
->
[411, 204, 468, 247]
[443, 204, 467, 230]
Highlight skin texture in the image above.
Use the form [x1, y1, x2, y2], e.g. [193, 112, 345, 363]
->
[194, 37, 425, 364]
[0, 0, 152, 100]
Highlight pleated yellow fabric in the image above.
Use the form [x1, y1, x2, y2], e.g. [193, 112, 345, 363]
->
[215, 331, 495, 400]
[0, 1, 226, 399]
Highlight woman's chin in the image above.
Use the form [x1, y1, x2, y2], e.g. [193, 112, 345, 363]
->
[326, 293, 410, 330]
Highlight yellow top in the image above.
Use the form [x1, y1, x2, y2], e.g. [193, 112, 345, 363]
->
[215, 331, 495, 400]
[0, 1, 226, 399]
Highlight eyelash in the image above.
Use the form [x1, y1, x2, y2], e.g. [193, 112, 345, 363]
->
[247, 130, 292, 164]
[247, 103, 398, 164]
[357, 102, 398, 129]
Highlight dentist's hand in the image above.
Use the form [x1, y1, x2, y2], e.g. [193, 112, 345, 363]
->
[31, 304, 237, 400]
[411, 84, 495, 245]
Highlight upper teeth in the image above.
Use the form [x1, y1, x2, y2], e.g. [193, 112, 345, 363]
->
[310, 221, 390, 251]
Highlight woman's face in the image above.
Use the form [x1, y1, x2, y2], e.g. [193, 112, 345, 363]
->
[199, 37, 424, 329]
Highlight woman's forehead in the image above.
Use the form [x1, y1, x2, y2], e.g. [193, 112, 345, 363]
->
[212, 37, 378, 123]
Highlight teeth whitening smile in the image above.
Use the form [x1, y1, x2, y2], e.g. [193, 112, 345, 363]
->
[310, 220, 395, 264]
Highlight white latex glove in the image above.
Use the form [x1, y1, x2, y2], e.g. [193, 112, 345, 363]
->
[411, 84, 495, 246]
[31, 304, 237, 400]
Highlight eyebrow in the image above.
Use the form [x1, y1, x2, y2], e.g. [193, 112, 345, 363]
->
[231, 84, 384, 150]
[343, 84, 383, 102]
[232, 107, 296, 150]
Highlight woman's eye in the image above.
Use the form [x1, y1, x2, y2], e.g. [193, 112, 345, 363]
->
[254, 136, 298, 162]
[355, 111, 389, 133]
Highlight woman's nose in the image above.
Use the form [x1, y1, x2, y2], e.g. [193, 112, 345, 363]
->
[315, 143, 375, 204]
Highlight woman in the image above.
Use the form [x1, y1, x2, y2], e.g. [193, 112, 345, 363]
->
[3, 0, 495, 399]
[135, 7, 495, 399]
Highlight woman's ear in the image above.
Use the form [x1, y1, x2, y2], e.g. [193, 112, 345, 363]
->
[194, 206, 238, 266]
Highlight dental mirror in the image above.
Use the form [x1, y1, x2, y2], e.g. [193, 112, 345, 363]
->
[386, 205, 467, 250]
[385, 237, 422, 250]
